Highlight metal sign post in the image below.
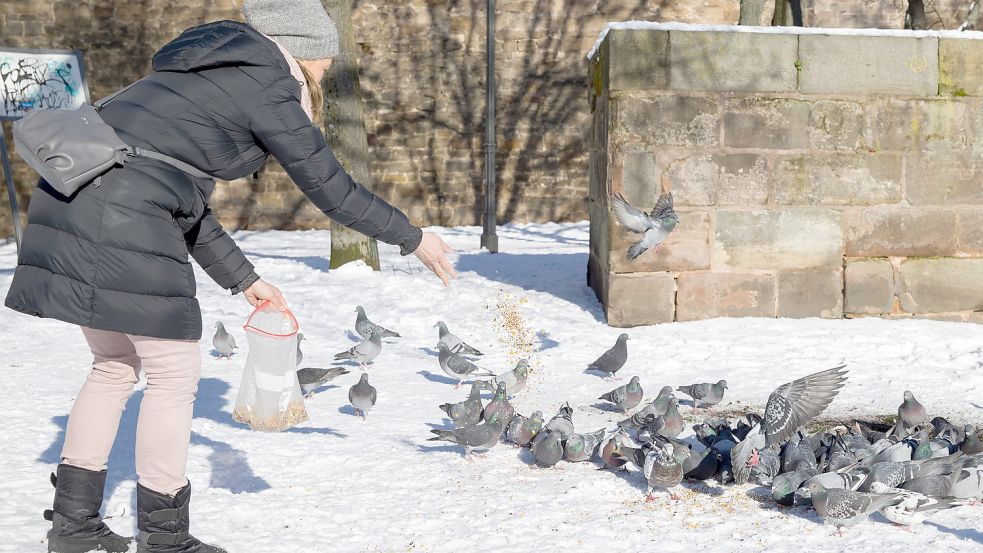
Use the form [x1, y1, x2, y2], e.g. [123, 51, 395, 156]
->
[0, 47, 89, 253]
[480, 0, 498, 253]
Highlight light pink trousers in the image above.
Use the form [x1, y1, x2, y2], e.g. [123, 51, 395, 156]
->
[61, 327, 201, 496]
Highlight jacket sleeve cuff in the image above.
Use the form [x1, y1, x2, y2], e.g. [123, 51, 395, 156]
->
[398, 226, 424, 256]
[230, 272, 261, 295]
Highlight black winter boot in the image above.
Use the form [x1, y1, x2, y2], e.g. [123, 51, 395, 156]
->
[136, 482, 226, 553]
[44, 463, 132, 553]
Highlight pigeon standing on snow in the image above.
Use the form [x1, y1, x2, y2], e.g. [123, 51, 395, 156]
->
[438, 382, 484, 429]
[482, 382, 516, 429]
[564, 429, 607, 463]
[763, 365, 849, 447]
[212, 322, 237, 359]
[531, 430, 564, 468]
[960, 425, 983, 455]
[354, 306, 400, 339]
[297, 367, 350, 397]
[348, 373, 377, 420]
[545, 402, 575, 440]
[658, 398, 685, 439]
[587, 333, 629, 380]
[505, 411, 544, 447]
[807, 482, 904, 531]
[618, 386, 674, 428]
[436, 343, 496, 387]
[334, 327, 382, 367]
[676, 380, 728, 410]
[434, 321, 482, 356]
[295, 333, 304, 366]
[478, 359, 530, 397]
[642, 442, 685, 501]
[890, 390, 927, 437]
[598, 376, 644, 413]
[428, 412, 506, 460]
[610, 191, 678, 262]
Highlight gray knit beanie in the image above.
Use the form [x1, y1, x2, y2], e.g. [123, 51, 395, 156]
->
[243, 0, 339, 59]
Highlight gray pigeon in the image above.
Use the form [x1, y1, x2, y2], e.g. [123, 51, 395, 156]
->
[772, 466, 820, 505]
[764, 365, 849, 447]
[599, 428, 632, 471]
[348, 373, 377, 420]
[599, 376, 643, 413]
[428, 412, 506, 460]
[870, 482, 968, 526]
[482, 382, 515, 429]
[334, 327, 382, 367]
[295, 333, 304, 366]
[808, 482, 904, 531]
[798, 472, 868, 503]
[505, 410, 544, 447]
[296, 367, 350, 397]
[888, 390, 927, 437]
[658, 398, 685, 439]
[731, 423, 766, 485]
[355, 306, 400, 339]
[478, 359, 529, 397]
[545, 402, 575, 440]
[618, 386, 674, 428]
[610, 191, 678, 262]
[438, 382, 484, 429]
[436, 343, 495, 387]
[564, 429, 607, 463]
[434, 321, 482, 356]
[643, 442, 685, 500]
[960, 425, 983, 455]
[676, 380, 727, 410]
[587, 334, 629, 380]
[532, 430, 564, 468]
[212, 322, 237, 359]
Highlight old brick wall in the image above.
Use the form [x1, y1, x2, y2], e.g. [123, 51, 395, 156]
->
[1, 1, 980, 238]
[589, 25, 983, 326]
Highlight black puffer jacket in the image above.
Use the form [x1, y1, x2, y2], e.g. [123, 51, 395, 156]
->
[5, 20, 422, 340]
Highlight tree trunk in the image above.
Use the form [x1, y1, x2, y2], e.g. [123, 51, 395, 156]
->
[319, 0, 381, 270]
[962, 0, 981, 30]
[772, 0, 792, 26]
[738, 0, 770, 25]
[906, 0, 928, 29]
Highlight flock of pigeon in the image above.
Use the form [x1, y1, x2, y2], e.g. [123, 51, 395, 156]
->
[212, 309, 983, 532]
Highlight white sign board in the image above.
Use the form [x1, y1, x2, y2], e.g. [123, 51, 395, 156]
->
[0, 47, 89, 120]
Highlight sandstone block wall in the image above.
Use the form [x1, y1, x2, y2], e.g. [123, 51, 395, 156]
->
[588, 24, 983, 325]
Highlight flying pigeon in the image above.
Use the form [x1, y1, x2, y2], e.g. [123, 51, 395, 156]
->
[764, 365, 849, 447]
[504, 411, 543, 447]
[482, 382, 516, 429]
[598, 376, 643, 413]
[477, 359, 530, 397]
[807, 482, 904, 531]
[676, 380, 727, 410]
[642, 442, 686, 501]
[610, 191, 678, 262]
[438, 382, 484, 429]
[545, 402, 575, 440]
[428, 412, 506, 460]
[212, 322, 237, 359]
[436, 343, 496, 387]
[348, 373, 377, 420]
[334, 327, 382, 367]
[355, 306, 400, 339]
[295, 333, 304, 366]
[434, 321, 482, 356]
[532, 430, 564, 468]
[587, 334, 629, 380]
[296, 367, 350, 397]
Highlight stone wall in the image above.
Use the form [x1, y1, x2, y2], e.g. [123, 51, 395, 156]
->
[2, 1, 981, 238]
[588, 24, 983, 326]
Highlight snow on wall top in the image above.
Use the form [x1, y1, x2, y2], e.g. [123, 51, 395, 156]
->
[586, 21, 983, 60]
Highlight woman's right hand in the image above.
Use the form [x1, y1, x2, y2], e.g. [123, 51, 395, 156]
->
[413, 232, 457, 287]
[244, 279, 288, 311]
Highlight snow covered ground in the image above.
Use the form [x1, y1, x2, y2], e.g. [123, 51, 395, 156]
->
[0, 222, 981, 552]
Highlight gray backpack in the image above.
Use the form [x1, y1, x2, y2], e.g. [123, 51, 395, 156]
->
[12, 79, 212, 198]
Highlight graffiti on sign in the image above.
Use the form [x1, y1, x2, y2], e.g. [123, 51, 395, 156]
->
[0, 48, 88, 120]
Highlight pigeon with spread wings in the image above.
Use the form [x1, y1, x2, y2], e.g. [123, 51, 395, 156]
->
[610, 191, 678, 262]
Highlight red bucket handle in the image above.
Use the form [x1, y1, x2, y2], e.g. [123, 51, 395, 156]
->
[243, 300, 299, 338]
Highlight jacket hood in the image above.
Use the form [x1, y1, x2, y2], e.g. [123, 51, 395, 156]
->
[152, 20, 289, 73]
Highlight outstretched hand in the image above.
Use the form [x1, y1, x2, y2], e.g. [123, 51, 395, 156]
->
[414, 232, 457, 287]
[244, 278, 288, 311]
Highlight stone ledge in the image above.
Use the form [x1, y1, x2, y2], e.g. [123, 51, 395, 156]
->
[668, 30, 798, 93]
[798, 34, 939, 96]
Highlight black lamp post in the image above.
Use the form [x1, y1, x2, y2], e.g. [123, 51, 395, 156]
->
[480, 0, 498, 253]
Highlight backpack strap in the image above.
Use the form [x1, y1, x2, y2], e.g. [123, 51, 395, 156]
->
[93, 79, 143, 111]
[130, 147, 214, 180]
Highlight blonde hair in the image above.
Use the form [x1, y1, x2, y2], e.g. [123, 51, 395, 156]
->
[299, 63, 324, 122]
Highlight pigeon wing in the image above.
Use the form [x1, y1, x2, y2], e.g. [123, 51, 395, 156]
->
[764, 365, 849, 447]
[649, 192, 674, 220]
[611, 193, 654, 234]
